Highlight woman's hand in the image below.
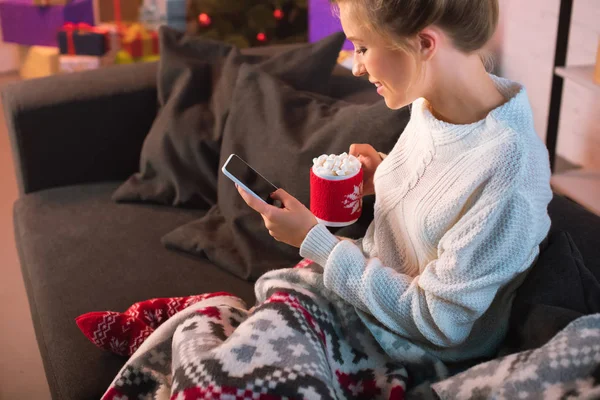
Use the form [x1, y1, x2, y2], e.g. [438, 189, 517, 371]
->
[236, 185, 318, 248]
[349, 143, 382, 196]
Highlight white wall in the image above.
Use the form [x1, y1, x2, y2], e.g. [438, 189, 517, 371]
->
[0, 19, 19, 74]
[498, 0, 600, 169]
[557, 0, 600, 169]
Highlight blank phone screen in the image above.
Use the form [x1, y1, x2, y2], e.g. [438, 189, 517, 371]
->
[226, 155, 279, 205]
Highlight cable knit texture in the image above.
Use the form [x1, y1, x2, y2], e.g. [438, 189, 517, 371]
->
[300, 75, 553, 362]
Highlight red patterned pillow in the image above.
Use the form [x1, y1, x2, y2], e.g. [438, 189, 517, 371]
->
[75, 292, 235, 356]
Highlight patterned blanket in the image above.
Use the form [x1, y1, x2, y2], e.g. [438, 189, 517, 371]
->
[102, 261, 447, 399]
[101, 260, 600, 399]
[431, 313, 600, 399]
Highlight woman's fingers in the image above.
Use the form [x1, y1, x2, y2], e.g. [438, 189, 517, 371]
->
[350, 143, 369, 157]
[350, 143, 376, 158]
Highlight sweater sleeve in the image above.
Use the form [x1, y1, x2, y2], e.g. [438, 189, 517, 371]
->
[300, 149, 545, 347]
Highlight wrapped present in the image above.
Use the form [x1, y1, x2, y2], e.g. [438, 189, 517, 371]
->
[141, 54, 159, 63]
[156, 0, 185, 20]
[58, 22, 109, 56]
[309, 0, 351, 50]
[33, 0, 71, 5]
[59, 26, 118, 73]
[0, 0, 94, 47]
[18, 45, 59, 79]
[96, 23, 122, 53]
[165, 19, 186, 32]
[114, 50, 133, 64]
[121, 23, 158, 59]
[115, 50, 158, 64]
[94, 0, 142, 24]
[138, 0, 185, 31]
[58, 54, 110, 73]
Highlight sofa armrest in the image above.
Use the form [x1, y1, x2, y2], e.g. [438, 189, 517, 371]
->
[2, 62, 159, 196]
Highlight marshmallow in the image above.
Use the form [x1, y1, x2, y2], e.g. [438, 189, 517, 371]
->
[318, 167, 334, 176]
[312, 152, 361, 177]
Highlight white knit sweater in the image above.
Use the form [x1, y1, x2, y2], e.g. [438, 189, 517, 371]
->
[300, 75, 553, 362]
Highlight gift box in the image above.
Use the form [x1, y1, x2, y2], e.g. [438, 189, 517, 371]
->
[165, 18, 186, 31]
[138, 0, 185, 31]
[58, 22, 109, 56]
[33, 0, 71, 5]
[18, 45, 59, 79]
[58, 25, 118, 73]
[0, 0, 94, 47]
[96, 22, 121, 53]
[114, 50, 158, 64]
[308, 0, 352, 50]
[159, 0, 186, 20]
[94, 0, 142, 24]
[58, 54, 110, 73]
[121, 23, 158, 59]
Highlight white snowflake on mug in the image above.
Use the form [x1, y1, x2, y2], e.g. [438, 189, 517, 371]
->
[343, 182, 363, 215]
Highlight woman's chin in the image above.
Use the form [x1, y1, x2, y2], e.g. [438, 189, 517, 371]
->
[383, 96, 405, 110]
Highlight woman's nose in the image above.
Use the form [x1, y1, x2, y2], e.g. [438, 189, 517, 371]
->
[352, 60, 366, 77]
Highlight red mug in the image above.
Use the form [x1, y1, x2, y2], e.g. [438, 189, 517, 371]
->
[310, 166, 364, 227]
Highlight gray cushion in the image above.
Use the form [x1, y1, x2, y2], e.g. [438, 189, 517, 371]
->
[547, 195, 600, 280]
[500, 230, 600, 355]
[112, 28, 347, 209]
[162, 64, 410, 281]
[14, 182, 255, 400]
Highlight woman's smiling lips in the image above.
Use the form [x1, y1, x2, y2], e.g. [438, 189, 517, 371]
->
[371, 81, 384, 95]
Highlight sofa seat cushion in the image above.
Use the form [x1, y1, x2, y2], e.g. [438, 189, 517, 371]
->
[13, 182, 255, 400]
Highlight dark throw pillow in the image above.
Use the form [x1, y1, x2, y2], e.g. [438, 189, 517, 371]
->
[500, 229, 600, 355]
[112, 27, 347, 208]
[161, 64, 410, 281]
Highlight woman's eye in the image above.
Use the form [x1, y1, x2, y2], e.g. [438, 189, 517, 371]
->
[355, 47, 367, 55]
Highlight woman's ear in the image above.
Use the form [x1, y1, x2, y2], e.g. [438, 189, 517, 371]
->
[417, 27, 440, 61]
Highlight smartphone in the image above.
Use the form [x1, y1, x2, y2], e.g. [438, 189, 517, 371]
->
[222, 154, 279, 206]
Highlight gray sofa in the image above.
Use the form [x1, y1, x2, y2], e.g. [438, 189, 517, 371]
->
[4, 46, 600, 400]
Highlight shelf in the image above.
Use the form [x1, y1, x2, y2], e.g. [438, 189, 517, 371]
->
[551, 168, 600, 216]
[554, 65, 600, 93]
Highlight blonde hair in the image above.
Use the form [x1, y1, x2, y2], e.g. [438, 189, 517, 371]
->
[332, 0, 499, 72]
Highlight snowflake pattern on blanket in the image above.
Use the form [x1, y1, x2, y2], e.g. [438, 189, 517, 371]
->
[100, 259, 600, 399]
[432, 313, 600, 400]
[101, 261, 447, 400]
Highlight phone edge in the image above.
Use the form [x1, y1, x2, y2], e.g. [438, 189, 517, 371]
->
[222, 154, 268, 205]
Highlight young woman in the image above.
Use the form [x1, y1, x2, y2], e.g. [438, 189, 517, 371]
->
[238, 0, 552, 362]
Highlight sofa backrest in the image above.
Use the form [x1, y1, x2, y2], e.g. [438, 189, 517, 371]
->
[241, 43, 381, 105]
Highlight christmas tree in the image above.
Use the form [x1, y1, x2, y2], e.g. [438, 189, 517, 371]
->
[186, 0, 307, 48]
